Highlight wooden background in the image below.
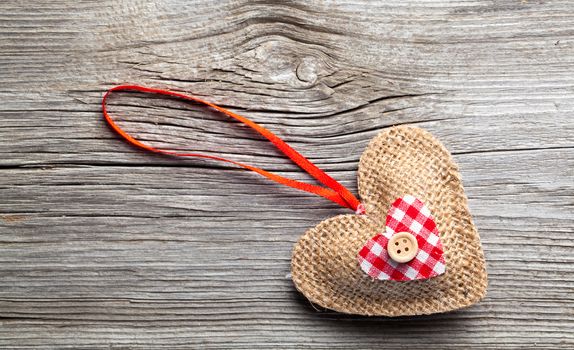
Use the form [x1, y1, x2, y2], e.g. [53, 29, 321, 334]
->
[1, 0, 573, 348]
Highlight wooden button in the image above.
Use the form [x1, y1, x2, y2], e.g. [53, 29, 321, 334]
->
[387, 232, 418, 263]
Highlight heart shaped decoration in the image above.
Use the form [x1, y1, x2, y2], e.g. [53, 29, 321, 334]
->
[102, 87, 486, 317]
[358, 195, 446, 281]
[291, 126, 487, 316]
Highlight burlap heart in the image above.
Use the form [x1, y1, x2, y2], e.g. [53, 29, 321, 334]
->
[291, 126, 487, 316]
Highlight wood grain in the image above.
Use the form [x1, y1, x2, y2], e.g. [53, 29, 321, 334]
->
[1, 0, 573, 348]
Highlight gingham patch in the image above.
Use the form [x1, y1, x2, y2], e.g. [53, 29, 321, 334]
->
[357, 195, 446, 281]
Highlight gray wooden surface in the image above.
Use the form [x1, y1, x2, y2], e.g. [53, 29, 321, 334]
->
[1, 0, 573, 348]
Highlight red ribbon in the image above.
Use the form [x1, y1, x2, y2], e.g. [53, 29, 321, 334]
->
[102, 85, 362, 211]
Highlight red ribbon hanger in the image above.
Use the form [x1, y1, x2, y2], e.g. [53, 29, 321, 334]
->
[102, 85, 362, 212]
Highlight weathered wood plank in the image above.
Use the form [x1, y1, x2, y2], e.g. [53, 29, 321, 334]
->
[1, 0, 573, 348]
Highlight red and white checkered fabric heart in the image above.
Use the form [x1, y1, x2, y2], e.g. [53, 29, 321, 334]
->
[357, 195, 446, 281]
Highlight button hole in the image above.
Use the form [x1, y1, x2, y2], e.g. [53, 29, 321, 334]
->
[405, 247, 409, 251]
[397, 250, 401, 254]
[395, 242, 399, 246]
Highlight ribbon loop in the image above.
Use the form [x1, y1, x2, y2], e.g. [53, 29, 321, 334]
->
[102, 84, 361, 211]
